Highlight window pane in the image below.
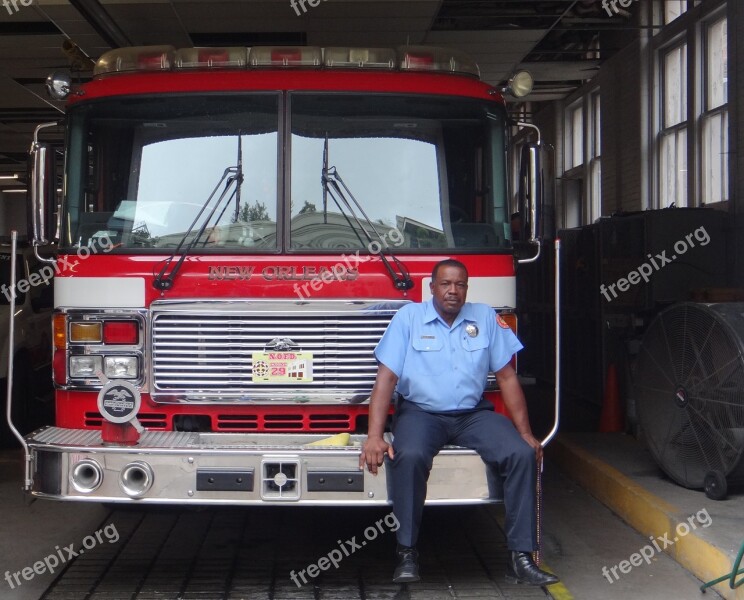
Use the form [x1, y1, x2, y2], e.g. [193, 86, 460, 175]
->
[571, 105, 583, 167]
[137, 134, 277, 244]
[591, 159, 601, 220]
[706, 18, 727, 110]
[660, 134, 672, 206]
[676, 128, 687, 206]
[702, 111, 728, 203]
[290, 94, 511, 251]
[563, 179, 581, 229]
[660, 129, 687, 207]
[63, 95, 280, 251]
[593, 94, 601, 158]
[722, 111, 729, 201]
[664, 45, 687, 127]
[664, 0, 686, 24]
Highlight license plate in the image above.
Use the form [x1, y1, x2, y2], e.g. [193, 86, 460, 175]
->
[251, 352, 313, 382]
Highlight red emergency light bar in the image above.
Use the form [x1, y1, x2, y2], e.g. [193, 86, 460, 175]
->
[95, 45, 174, 74]
[175, 47, 247, 69]
[94, 45, 480, 78]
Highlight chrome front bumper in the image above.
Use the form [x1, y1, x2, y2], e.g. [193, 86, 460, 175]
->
[27, 427, 503, 505]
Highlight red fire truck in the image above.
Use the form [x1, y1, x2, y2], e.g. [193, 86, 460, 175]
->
[17, 45, 555, 504]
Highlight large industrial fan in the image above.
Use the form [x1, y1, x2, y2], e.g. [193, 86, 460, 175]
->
[635, 302, 744, 499]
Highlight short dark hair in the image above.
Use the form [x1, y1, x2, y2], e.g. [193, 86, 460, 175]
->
[431, 259, 468, 282]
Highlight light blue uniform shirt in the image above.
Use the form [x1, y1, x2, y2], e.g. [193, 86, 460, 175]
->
[374, 300, 523, 412]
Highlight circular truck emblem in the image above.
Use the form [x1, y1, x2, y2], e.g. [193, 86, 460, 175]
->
[253, 360, 270, 377]
[97, 380, 141, 424]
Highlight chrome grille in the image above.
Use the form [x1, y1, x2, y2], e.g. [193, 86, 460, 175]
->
[151, 300, 407, 402]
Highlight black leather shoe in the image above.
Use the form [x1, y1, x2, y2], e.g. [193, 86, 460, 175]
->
[505, 551, 559, 586]
[393, 545, 420, 583]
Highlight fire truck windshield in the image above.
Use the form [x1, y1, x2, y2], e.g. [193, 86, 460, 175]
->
[62, 92, 511, 253]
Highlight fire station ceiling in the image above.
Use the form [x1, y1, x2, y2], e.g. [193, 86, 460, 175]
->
[0, 0, 637, 184]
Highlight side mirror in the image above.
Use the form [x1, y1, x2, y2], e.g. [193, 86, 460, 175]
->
[519, 142, 542, 244]
[27, 122, 58, 248]
[512, 118, 544, 265]
[28, 142, 53, 245]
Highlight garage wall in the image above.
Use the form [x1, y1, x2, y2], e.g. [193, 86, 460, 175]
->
[0, 192, 28, 239]
[532, 0, 739, 280]
[598, 41, 643, 215]
[530, 40, 644, 233]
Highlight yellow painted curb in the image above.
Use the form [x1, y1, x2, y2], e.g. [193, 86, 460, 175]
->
[548, 435, 744, 600]
[488, 507, 576, 599]
[542, 565, 574, 600]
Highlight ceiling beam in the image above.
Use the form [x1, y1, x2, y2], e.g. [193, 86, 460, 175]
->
[68, 0, 132, 48]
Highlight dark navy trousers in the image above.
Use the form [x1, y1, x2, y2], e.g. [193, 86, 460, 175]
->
[387, 398, 537, 551]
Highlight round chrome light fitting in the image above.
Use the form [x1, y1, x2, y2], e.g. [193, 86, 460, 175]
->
[71, 459, 103, 493]
[119, 461, 154, 498]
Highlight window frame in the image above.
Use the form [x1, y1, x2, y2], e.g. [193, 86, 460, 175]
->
[650, 0, 728, 209]
[657, 40, 690, 207]
[699, 14, 729, 204]
[588, 90, 602, 222]
[558, 86, 601, 228]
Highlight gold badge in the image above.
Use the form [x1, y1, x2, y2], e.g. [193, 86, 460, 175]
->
[465, 323, 479, 337]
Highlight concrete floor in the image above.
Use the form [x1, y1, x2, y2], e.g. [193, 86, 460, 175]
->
[0, 441, 724, 600]
[541, 464, 722, 599]
[0, 452, 108, 600]
[549, 433, 744, 600]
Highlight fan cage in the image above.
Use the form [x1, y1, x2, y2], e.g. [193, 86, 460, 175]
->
[634, 302, 744, 489]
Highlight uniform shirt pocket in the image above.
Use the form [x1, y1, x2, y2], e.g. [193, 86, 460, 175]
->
[409, 335, 445, 376]
[412, 336, 443, 352]
[461, 335, 488, 352]
[460, 333, 490, 374]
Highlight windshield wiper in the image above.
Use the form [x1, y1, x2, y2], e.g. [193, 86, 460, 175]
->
[321, 138, 413, 291]
[153, 135, 244, 291]
[233, 133, 243, 222]
[202, 135, 244, 248]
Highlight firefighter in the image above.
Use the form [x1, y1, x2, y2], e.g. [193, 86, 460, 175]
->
[359, 258, 559, 587]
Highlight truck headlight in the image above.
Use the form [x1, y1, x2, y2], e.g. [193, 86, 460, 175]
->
[69, 355, 103, 378]
[104, 356, 138, 379]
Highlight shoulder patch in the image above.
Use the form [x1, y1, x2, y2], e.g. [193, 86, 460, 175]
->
[496, 315, 510, 329]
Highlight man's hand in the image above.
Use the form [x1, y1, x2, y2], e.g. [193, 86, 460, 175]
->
[496, 364, 543, 463]
[360, 363, 398, 475]
[359, 435, 394, 475]
[520, 432, 543, 463]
